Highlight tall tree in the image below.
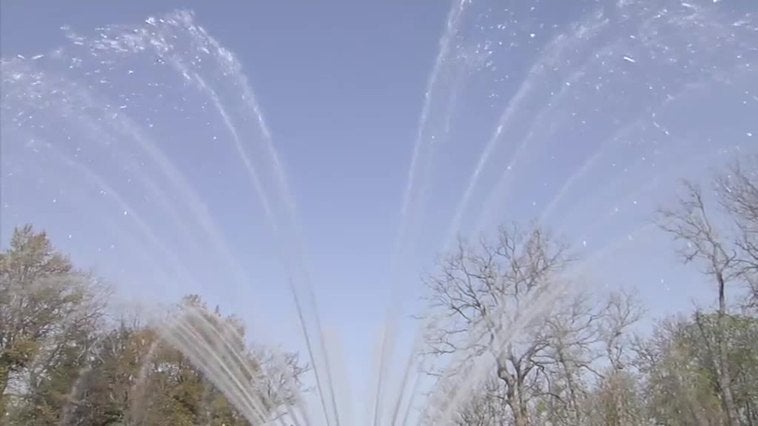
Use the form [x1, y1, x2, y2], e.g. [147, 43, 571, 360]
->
[573, 290, 645, 426]
[421, 224, 571, 425]
[659, 156, 758, 425]
[69, 297, 307, 425]
[636, 313, 758, 425]
[0, 225, 106, 422]
[420, 224, 632, 425]
[1, 225, 307, 424]
[658, 182, 742, 424]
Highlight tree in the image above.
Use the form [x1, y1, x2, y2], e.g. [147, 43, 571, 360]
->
[636, 313, 758, 425]
[68, 297, 307, 425]
[420, 224, 637, 425]
[658, 182, 742, 424]
[658, 156, 758, 425]
[156, 295, 308, 424]
[453, 378, 511, 426]
[0, 225, 107, 422]
[716, 157, 758, 308]
[580, 290, 645, 426]
[1, 225, 307, 425]
[64, 320, 164, 425]
[419, 223, 652, 425]
[421, 224, 572, 425]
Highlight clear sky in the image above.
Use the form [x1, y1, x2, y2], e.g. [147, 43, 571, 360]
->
[2, 0, 757, 423]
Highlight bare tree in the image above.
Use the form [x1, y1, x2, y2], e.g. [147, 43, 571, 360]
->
[536, 294, 601, 424]
[584, 291, 645, 426]
[0, 225, 107, 420]
[421, 224, 587, 425]
[454, 378, 510, 426]
[716, 156, 758, 307]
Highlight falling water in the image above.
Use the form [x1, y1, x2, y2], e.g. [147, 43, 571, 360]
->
[2, 0, 757, 424]
[2, 10, 338, 425]
[378, 0, 757, 423]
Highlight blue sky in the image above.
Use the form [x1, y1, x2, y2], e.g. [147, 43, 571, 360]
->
[1, 3, 450, 418]
[2, 0, 757, 422]
[1, 0, 446, 336]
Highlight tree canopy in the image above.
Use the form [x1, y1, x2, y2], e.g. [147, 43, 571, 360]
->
[419, 158, 758, 425]
[0, 226, 305, 425]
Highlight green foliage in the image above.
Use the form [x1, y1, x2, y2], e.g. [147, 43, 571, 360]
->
[0, 226, 304, 425]
[1, 225, 105, 423]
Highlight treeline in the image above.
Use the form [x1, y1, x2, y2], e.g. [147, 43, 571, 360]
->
[419, 158, 758, 425]
[1, 157, 756, 426]
[0, 226, 304, 425]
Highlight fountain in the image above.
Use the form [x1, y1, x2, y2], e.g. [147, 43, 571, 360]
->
[1, 0, 756, 424]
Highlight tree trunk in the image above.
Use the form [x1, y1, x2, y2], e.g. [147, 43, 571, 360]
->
[508, 386, 528, 426]
[499, 362, 529, 426]
[513, 405, 528, 426]
[558, 348, 581, 424]
[0, 362, 9, 416]
[716, 272, 739, 426]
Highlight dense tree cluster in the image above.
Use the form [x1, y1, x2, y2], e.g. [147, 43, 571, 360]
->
[420, 158, 758, 425]
[0, 226, 305, 425]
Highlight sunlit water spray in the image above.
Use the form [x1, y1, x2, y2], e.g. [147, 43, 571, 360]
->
[380, 0, 756, 423]
[2, 0, 757, 424]
[2, 10, 338, 424]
